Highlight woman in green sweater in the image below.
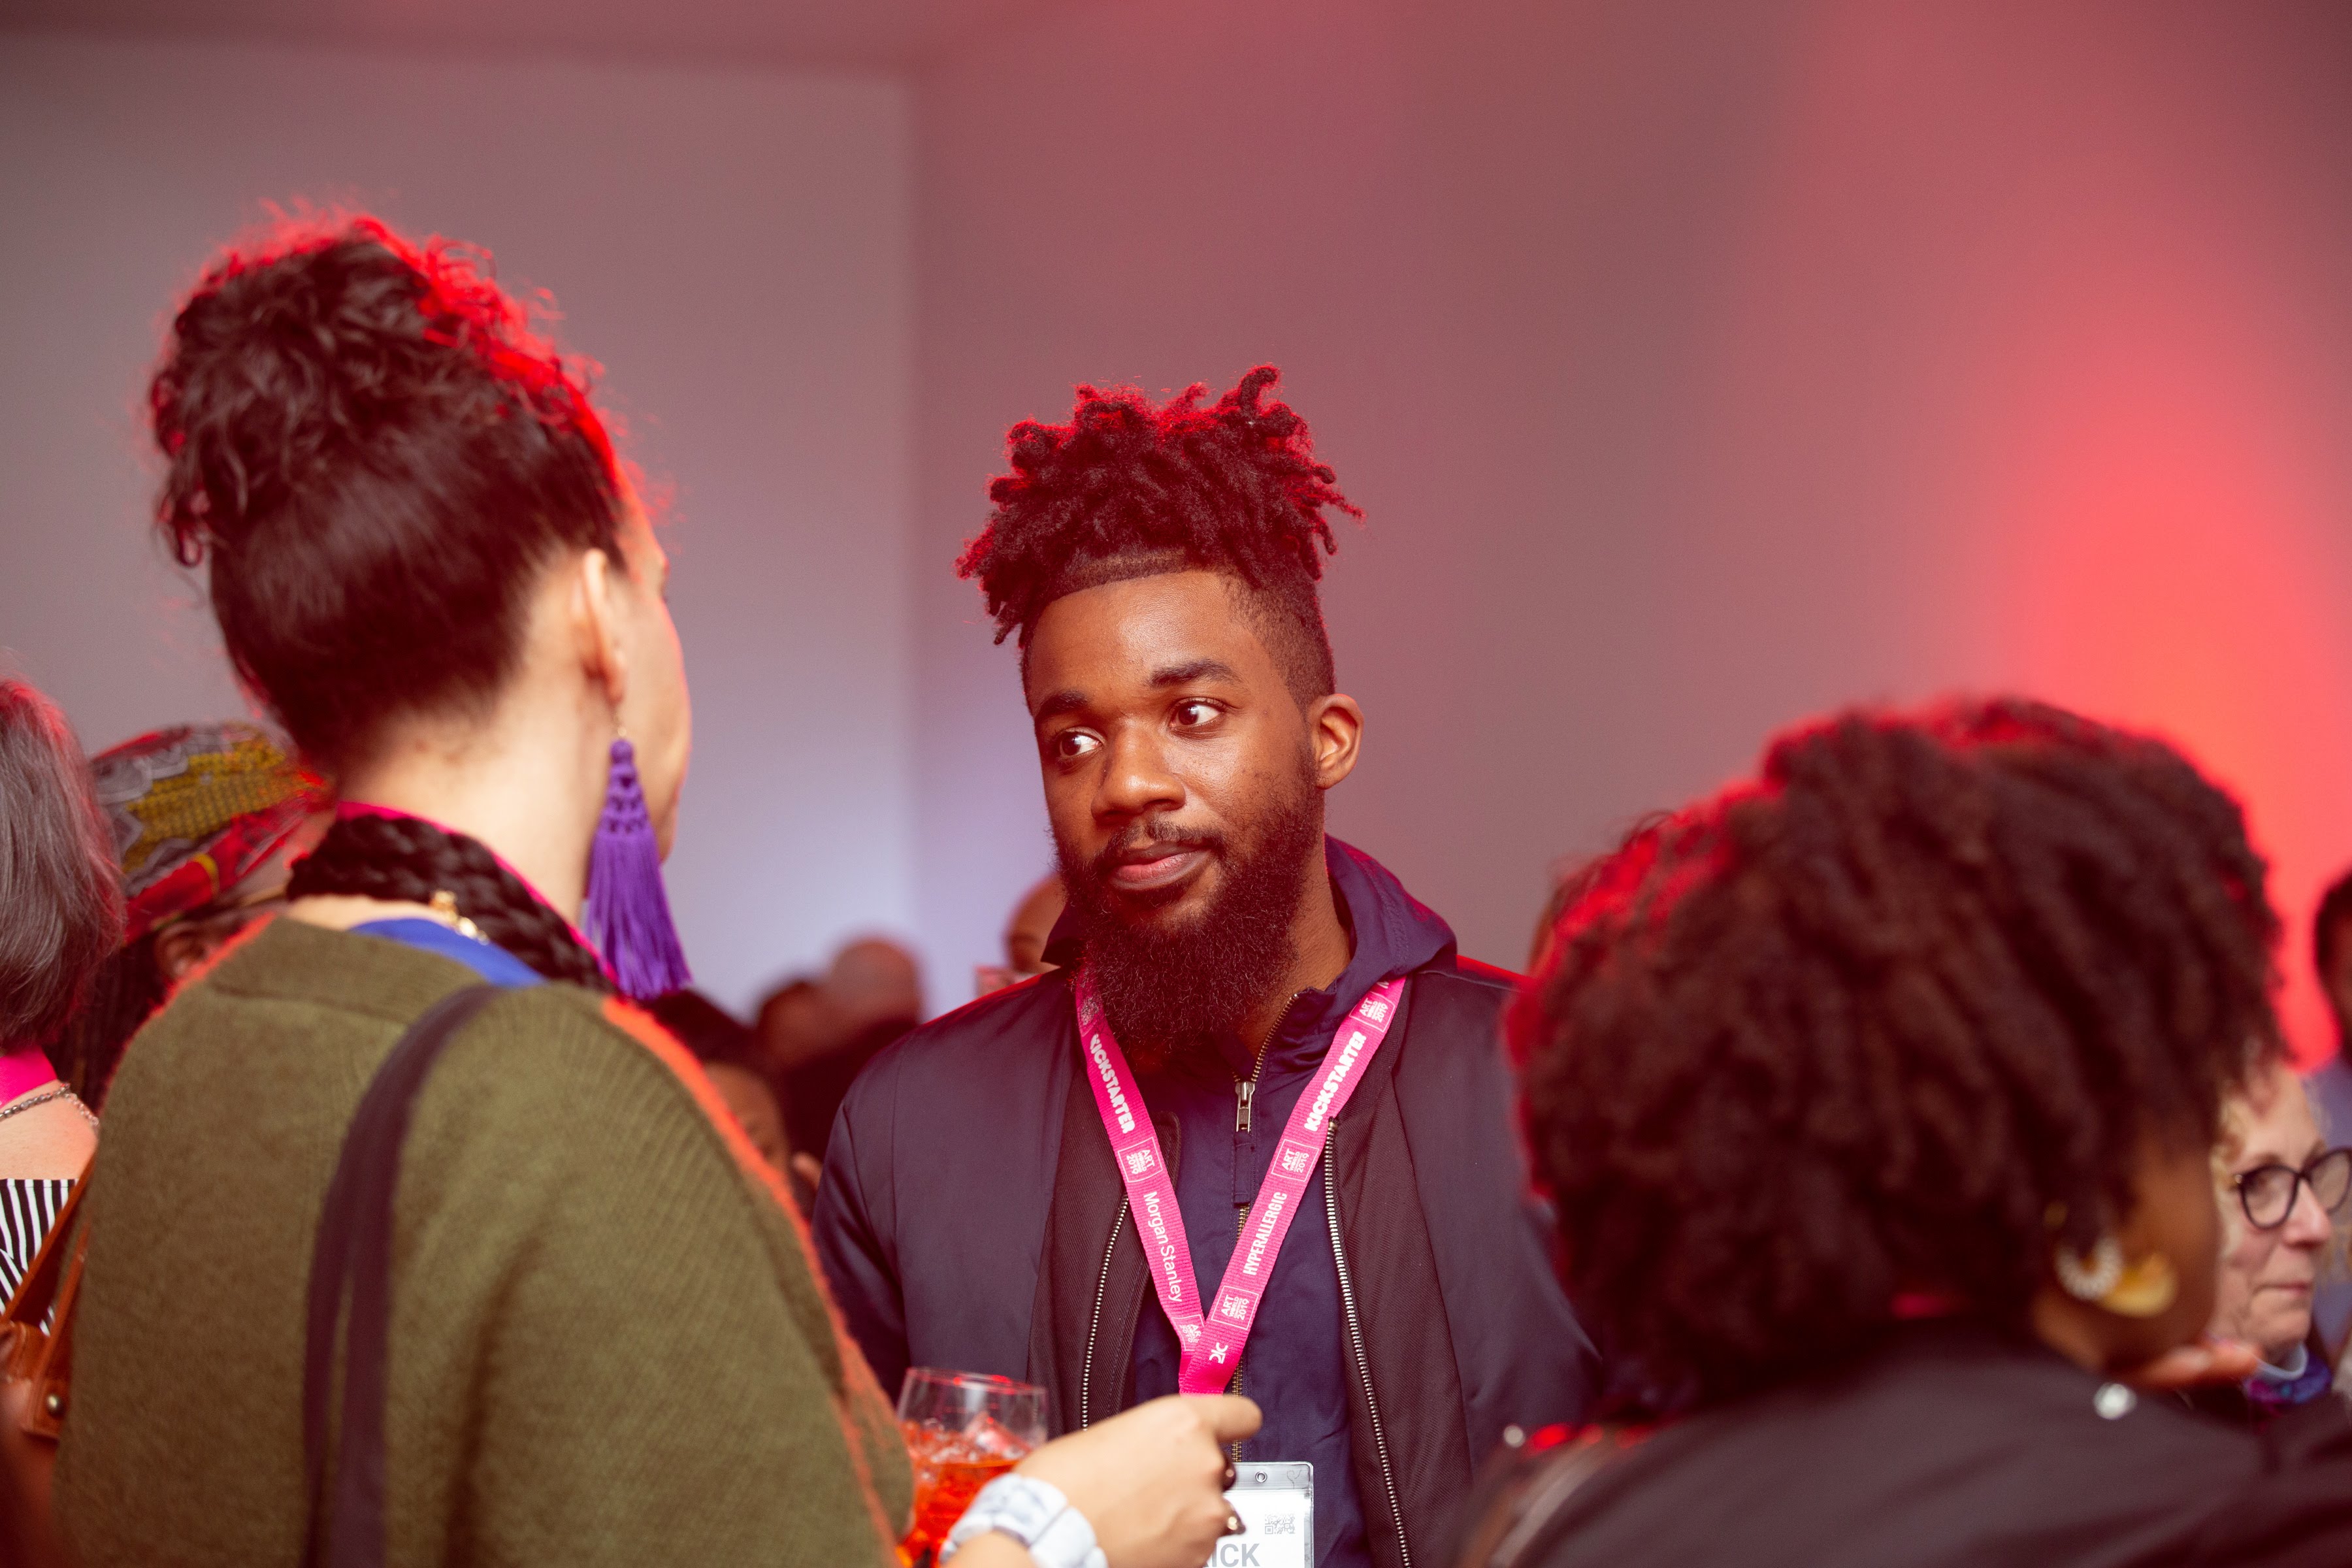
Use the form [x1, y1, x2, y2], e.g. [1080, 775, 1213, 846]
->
[55, 216, 1252, 1568]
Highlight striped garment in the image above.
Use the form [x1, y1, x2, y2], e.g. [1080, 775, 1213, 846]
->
[0, 1178, 73, 1305]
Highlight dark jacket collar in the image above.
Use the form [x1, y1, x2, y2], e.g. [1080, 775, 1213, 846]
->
[1317, 836, 1458, 1005]
[1043, 837, 1457, 1081]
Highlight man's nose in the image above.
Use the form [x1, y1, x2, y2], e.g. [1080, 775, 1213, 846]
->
[1096, 726, 1183, 819]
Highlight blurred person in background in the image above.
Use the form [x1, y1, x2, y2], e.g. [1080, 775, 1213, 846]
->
[54, 721, 329, 1109]
[1475, 700, 2352, 1568]
[781, 936, 922, 1166]
[819, 368, 1597, 1568]
[0, 679, 120, 1301]
[974, 873, 1066, 997]
[755, 973, 827, 1073]
[56, 213, 1252, 1568]
[2188, 1060, 2349, 1428]
[2303, 868, 2352, 1359]
[752, 972, 832, 1193]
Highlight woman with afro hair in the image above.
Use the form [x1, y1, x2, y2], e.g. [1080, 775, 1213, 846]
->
[1460, 698, 2352, 1568]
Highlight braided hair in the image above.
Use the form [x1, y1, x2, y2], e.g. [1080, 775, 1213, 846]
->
[289, 813, 609, 991]
[956, 365, 1360, 702]
[1512, 698, 2279, 1408]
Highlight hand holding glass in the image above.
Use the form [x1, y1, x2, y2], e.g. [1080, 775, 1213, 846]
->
[897, 1368, 1047, 1565]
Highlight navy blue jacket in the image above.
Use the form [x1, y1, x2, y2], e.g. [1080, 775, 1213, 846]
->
[815, 841, 1597, 1568]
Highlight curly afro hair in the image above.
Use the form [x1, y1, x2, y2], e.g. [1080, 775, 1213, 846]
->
[2311, 865, 2352, 1026]
[150, 214, 624, 776]
[956, 365, 1361, 702]
[1512, 698, 2279, 1409]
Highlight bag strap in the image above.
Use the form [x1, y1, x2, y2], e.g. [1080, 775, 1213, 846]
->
[1453, 1426, 1648, 1568]
[300, 985, 498, 1568]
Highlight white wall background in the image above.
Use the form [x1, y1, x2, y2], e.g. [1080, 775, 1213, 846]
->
[11, 4, 2352, 1051]
[0, 33, 916, 1015]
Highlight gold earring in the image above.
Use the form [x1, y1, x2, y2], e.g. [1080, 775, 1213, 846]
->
[2099, 1250, 2180, 1318]
[2054, 1236, 2122, 1300]
[2053, 1235, 2178, 1318]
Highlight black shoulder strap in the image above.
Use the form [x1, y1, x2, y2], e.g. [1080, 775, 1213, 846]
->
[1452, 1428, 1648, 1568]
[301, 985, 500, 1568]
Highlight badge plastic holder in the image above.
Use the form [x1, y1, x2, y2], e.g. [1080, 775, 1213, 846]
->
[1207, 1462, 1313, 1568]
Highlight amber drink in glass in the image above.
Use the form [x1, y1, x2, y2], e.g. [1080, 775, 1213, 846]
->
[896, 1368, 1046, 1565]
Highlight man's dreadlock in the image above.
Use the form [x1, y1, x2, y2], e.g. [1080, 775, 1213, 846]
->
[956, 365, 1360, 703]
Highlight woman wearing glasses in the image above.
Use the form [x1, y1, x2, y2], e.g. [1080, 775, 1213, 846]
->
[2193, 1062, 2351, 1426]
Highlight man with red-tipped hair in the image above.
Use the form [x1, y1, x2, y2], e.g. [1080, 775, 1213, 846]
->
[817, 368, 1597, 1568]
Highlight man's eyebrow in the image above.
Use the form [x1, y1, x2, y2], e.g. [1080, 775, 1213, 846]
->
[1151, 659, 1241, 689]
[1033, 688, 1090, 723]
[1032, 661, 1241, 724]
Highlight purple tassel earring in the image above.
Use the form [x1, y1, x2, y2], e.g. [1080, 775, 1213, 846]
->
[584, 736, 693, 1000]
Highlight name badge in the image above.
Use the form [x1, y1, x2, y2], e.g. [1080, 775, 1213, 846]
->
[1206, 1462, 1311, 1568]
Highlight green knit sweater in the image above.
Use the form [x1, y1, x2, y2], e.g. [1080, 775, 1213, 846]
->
[56, 917, 912, 1566]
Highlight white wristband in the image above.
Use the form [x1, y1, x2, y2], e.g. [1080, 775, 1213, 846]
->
[938, 1474, 1107, 1568]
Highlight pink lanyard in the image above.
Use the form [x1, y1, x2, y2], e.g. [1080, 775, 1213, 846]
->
[1073, 969, 1408, 1395]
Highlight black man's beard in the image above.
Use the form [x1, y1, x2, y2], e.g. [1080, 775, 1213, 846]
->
[1057, 783, 1325, 1073]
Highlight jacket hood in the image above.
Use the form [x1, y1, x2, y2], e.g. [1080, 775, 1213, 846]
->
[1323, 836, 1457, 993]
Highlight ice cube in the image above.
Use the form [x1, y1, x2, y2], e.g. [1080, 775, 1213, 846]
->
[963, 1415, 1035, 1461]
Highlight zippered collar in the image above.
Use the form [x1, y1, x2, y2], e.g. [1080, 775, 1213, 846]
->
[1243, 839, 1452, 1083]
[1045, 837, 1457, 1085]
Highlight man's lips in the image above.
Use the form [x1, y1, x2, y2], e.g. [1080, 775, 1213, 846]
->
[1104, 845, 1210, 892]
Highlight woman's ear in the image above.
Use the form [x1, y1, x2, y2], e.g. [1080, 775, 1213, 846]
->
[570, 547, 631, 712]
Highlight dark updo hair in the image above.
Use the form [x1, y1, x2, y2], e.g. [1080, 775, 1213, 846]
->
[956, 365, 1360, 703]
[1513, 698, 2279, 1409]
[150, 214, 625, 777]
[0, 681, 123, 1051]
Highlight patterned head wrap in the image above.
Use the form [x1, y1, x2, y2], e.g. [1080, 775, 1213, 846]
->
[90, 722, 327, 943]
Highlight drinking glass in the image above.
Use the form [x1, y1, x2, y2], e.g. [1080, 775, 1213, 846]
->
[896, 1367, 1048, 1565]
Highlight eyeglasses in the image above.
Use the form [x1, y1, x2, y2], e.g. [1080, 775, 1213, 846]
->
[2232, 1147, 2352, 1230]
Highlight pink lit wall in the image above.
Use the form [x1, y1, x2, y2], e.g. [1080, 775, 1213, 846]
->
[909, 0, 2352, 1054]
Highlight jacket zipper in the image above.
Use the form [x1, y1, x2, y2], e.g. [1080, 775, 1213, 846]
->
[1236, 991, 1308, 1132]
[1079, 1205, 1125, 1429]
[1328, 1119, 1409, 1568]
